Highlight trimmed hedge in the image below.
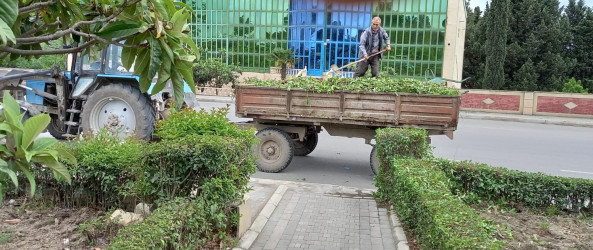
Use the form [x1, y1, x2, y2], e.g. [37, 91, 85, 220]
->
[375, 128, 502, 249]
[130, 134, 256, 204]
[437, 159, 593, 212]
[383, 158, 502, 249]
[108, 196, 237, 249]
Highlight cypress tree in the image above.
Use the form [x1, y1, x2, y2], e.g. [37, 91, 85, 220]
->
[483, 0, 510, 89]
[463, 2, 487, 89]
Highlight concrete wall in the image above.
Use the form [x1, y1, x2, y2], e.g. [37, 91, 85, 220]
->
[461, 90, 593, 118]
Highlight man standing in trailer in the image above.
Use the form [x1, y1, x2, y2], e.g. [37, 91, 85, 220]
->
[354, 16, 391, 78]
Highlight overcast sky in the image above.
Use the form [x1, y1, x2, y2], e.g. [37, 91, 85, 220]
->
[470, 0, 592, 10]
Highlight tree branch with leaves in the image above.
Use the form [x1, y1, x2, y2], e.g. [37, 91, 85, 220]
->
[0, 0, 200, 108]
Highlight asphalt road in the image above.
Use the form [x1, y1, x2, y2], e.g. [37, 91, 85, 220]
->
[197, 100, 593, 190]
[432, 118, 593, 180]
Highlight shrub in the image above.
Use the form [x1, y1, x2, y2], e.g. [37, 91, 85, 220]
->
[111, 107, 256, 248]
[375, 128, 502, 249]
[192, 59, 242, 90]
[562, 77, 589, 94]
[131, 134, 256, 204]
[385, 158, 502, 249]
[154, 106, 253, 140]
[109, 196, 238, 249]
[437, 159, 593, 212]
[33, 131, 145, 209]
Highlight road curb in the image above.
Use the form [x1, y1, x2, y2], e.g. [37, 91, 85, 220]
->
[388, 205, 410, 250]
[460, 111, 593, 128]
[234, 184, 287, 250]
[196, 95, 233, 104]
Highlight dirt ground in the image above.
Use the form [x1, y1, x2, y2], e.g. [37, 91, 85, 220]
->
[477, 207, 593, 250]
[2, 202, 593, 250]
[0, 202, 106, 250]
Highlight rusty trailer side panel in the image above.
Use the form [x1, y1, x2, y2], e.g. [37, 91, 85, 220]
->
[235, 85, 460, 130]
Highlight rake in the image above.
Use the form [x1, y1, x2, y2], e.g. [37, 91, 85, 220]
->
[322, 49, 386, 79]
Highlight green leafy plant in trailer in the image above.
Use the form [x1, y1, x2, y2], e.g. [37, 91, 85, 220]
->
[0, 91, 75, 203]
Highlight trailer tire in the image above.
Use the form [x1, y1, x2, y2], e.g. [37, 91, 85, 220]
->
[293, 129, 318, 156]
[81, 83, 155, 140]
[256, 127, 294, 173]
[47, 115, 67, 140]
[370, 145, 380, 175]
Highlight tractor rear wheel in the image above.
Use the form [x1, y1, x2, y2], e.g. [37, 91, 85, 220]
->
[255, 127, 294, 173]
[370, 145, 380, 175]
[293, 129, 318, 156]
[81, 84, 155, 140]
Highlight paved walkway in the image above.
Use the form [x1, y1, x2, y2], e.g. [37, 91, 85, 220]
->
[236, 178, 408, 250]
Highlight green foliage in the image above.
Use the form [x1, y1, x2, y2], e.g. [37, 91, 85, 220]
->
[0, 0, 17, 45]
[21, 131, 144, 209]
[192, 59, 242, 89]
[0, 91, 74, 204]
[65, 131, 144, 209]
[374, 128, 502, 249]
[154, 107, 254, 140]
[245, 76, 460, 96]
[111, 108, 255, 246]
[510, 58, 538, 91]
[381, 158, 503, 249]
[138, 107, 256, 203]
[109, 197, 237, 249]
[464, 0, 579, 91]
[0, 41, 65, 69]
[564, 0, 593, 93]
[3, 0, 200, 110]
[437, 159, 593, 212]
[562, 77, 589, 93]
[375, 128, 432, 161]
[131, 134, 256, 204]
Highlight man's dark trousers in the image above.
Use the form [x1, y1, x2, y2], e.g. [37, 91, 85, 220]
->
[354, 55, 380, 77]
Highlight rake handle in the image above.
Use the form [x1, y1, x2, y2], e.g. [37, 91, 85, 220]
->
[330, 49, 386, 73]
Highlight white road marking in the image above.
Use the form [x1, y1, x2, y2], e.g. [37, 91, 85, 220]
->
[560, 170, 593, 175]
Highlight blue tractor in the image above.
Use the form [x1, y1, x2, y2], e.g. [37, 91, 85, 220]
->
[0, 44, 196, 140]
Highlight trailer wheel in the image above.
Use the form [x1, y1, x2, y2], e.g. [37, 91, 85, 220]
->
[81, 83, 155, 140]
[256, 127, 294, 173]
[47, 115, 67, 140]
[294, 129, 318, 156]
[370, 145, 380, 175]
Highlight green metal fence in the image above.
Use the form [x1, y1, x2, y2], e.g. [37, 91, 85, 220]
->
[186, 0, 448, 77]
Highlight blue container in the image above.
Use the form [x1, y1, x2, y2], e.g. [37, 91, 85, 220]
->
[26, 80, 45, 105]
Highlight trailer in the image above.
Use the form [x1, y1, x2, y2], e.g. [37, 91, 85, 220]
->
[235, 84, 461, 174]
